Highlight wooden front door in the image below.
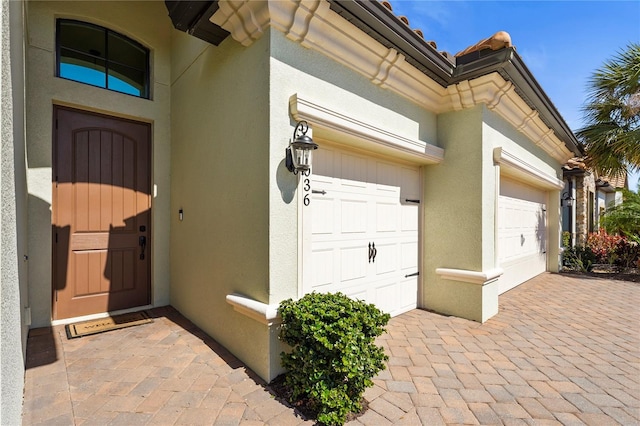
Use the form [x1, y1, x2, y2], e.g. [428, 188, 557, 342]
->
[53, 106, 151, 320]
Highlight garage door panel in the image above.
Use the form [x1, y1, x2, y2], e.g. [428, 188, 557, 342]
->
[401, 205, 419, 231]
[311, 249, 334, 288]
[340, 244, 369, 282]
[311, 197, 334, 235]
[401, 241, 418, 270]
[341, 200, 368, 234]
[304, 147, 420, 317]
[376, 162, 400, 192]
[400, 168, 421, 200]
[498, 177, 547, 294]
[373, 242, 397, 275]
[340, 153, 367, 186]
[376, 202, 398, 232]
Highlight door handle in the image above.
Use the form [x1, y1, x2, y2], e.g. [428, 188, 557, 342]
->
[139, 236, 147, 260]
[368, 242, 378, 263]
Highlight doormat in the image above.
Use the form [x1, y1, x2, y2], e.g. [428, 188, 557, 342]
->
[65, 311, 153, 339]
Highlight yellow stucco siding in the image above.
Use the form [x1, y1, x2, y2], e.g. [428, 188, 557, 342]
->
[169, 26, 273, 379]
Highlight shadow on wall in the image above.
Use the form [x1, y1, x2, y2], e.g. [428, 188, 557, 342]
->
[536, 206, 547, 257]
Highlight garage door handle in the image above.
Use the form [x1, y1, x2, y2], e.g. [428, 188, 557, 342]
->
[368, 242, 377, 263]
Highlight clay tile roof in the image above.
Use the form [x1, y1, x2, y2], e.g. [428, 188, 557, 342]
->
[382, 1, 451, 59]
[455, 31, 513, 57]
[563, 157, 628, 189]
[600, 173, 628, 189]
[563, 157, 587, 171]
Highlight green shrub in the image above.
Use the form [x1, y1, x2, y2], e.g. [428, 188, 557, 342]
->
[586, 229, 623, 264]
[613, 238, 640, 269]
[278, 292, 390, 426]
[562, 245, 596, 272]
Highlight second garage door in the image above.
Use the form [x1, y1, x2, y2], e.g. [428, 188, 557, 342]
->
[302, 145, 420, 317]
[498, 177, 548, 294]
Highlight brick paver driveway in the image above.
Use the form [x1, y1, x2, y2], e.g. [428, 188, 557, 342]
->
[23, 273, 639, 425]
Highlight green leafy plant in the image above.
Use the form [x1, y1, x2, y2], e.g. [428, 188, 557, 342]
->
[562, 245, 596, 272]
[600, 187, 640, 242]
[278, 292, 390, 426]
[614, 237, 640, 269]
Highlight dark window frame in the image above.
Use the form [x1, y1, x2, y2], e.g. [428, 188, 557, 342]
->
[56, 19, 150, 99]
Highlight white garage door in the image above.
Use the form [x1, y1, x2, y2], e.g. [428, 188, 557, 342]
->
[498, 177, 547, 294]
[302, 145, 420, 317]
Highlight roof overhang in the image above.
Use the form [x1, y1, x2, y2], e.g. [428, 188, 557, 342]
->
[327, 0, 455, 87]
[165, 1, 229, 45]
[454, 48, 582, 157]
[166, 0, 583, 160]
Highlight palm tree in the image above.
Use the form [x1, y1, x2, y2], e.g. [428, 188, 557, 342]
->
[577, 43, 640, 178]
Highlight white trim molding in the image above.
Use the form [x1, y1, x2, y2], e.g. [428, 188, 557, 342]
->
[446, 74, 574, 163]
[290, 94, 444, 164]
[436, 268, 504, 285]
[211, 0, 575, 164]
[226, 293, 281, 326]
[494, 147, 564, 190]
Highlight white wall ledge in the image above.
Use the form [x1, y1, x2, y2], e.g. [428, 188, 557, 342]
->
[436, 268, 504, 285]
[290, 94, 444, 164]
[494, 147, 564, 190]
[226, 293, 281, 325]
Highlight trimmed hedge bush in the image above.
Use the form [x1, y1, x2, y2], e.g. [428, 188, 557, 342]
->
[278, 292, 390, 426]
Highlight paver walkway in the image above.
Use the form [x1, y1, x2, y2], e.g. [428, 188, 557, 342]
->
[22, 273, 639, 425]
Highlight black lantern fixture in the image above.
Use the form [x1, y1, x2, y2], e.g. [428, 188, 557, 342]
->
[561, 191, 574, 207]
[286, 121, 318, 174]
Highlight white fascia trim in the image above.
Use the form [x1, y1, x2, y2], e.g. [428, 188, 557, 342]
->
[435, 268, 504, 285]
[446, 74, 575, 163]
[211, 0, 446, 111]
[212, 1, 575, 164]
[290, 94, 444, 164]
[494, 147, 564, 190]
[226, 293, 281, 326]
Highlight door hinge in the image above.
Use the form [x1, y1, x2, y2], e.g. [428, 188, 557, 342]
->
[405, 272, 420, 278]
[405, 199, 420, 204]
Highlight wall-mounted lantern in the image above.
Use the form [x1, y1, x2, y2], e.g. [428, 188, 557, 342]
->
[561, 191, 574, 207]
[286, 121, 318, 175]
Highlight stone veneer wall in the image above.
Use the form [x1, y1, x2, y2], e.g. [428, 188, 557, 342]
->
[575, 173, 596, 246]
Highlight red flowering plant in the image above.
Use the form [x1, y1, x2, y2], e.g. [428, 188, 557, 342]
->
[586, 229, 624, 265]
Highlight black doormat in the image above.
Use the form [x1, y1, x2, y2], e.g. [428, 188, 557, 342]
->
[65, 311, 152, 339]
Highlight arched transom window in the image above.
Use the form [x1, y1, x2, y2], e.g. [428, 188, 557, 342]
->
[56, 19, 150, 98]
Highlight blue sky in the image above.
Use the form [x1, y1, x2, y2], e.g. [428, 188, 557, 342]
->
[389, 0, 640, 190]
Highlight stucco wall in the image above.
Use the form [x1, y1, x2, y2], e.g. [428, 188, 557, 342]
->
[25, 1, 172, 325]
[423, 103, 564, 322]
[169, 27, 272, 379]
[2, 0, 28, 423]
[423, 106, 489, 321]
